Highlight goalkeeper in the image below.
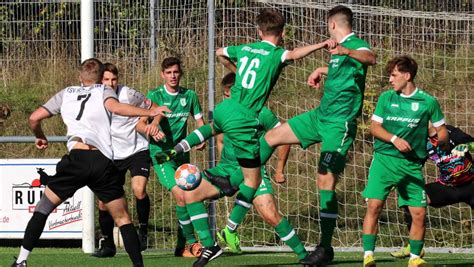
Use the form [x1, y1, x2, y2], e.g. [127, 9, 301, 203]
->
[391, 124, 474, 259]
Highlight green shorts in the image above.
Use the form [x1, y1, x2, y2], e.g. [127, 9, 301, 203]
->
[151, 151, 189, 191]
[288, 108, 357, 174]
[204, 164, 273, 198]
[213, 99, 260, 160]
[362, 153, 427, 207]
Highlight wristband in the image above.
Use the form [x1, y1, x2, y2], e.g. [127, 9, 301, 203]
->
[390, 135, 398, 143]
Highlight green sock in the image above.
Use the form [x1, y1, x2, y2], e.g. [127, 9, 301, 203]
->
[187, 202, 214, 248]
[319, 190, 338, 249]
[176, 205, 197, 244]
[185, 124, 213, 147]
[409, 239, 424, 256]
[259, 136, 275, 164]
[362, 234, 377, 252]
[227, 184, 256, 232]
[275, 218, 308, 260]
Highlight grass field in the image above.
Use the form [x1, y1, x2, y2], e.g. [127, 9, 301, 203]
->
[1, 247, 474, 267]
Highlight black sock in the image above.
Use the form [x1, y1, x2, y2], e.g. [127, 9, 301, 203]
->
[22, 212, 48, 251]
[120, 223, 143, 265]
[136, 195, 150, 234]
[99, 210, 115, 245]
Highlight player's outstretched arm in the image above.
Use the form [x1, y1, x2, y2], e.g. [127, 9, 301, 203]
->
[285, 39, 337, 61]
[434, 124, 449, 151]
[105, 98, 170, 117]
[329, 46, 376, 65]
[371, 121, 412, 153]
[216, 48, 237, 73]
[29, 107, 51, 150]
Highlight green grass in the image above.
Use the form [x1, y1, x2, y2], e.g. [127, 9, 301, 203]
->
[1, 247, 473, 267]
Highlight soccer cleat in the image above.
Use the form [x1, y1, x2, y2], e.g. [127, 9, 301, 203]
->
[204, 170, 239, 197]
[91, 238, 116, 258]
[363, 254, 376, 267]
[139, 231, 148, 251]
[390, 244, 425, 259]
[193, 244, 223, 267]
[408, 257, 432, 267]
[155, 149, 177, 164]
[11, 257, 27, 267]
[217, 228, 242, 254]
[37, 168, 50, 185]
[299, 245, 334, 266]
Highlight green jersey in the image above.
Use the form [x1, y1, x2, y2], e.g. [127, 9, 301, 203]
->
[147, 85, 202, 154]
[220, 107, 280, 164]
[372, 88, 445, 160]
[224, 41, 289, 113]
[317, 33, 371, 122]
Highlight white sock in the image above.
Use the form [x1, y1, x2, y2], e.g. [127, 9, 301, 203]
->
[364, 250, 374, 258]
[410, 253, 420, 260]
[17, 246, 30, 262]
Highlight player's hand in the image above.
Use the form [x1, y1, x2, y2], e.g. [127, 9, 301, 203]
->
[451, 144, 468, 157]
[392, 137, 412, 153]
[151, 131, 166, 142]
[35, 137, 48, 150]
[195, 142, 206, 151]
[150, 106, 171, 117]
[329, 45, 350, 56]
[323, 39, 338, 50]
[145, 124, 159, 136]
[273, 171, 286, 184]
[307, 68, 324, 89]
[155, 149, 177, 164]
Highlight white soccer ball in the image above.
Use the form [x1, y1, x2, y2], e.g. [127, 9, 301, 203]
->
[175, 163, 201, 190]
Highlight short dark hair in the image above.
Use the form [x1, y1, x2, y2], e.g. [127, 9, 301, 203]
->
[328, 5, 353, 27]
[80, 58, 104, 83]
[103, 63, 119, 76]
[161, 57, 182, 72]
[386, 56, 418, 81]
[221, 72, 235, 87]
[256, 8, 285, 36]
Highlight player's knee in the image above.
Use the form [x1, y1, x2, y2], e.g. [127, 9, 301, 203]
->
[132, 185, 147, 200]
[173, 189, 186, 205]
[367, 201, 383, 216]
[35, 196, 58, 215]
[98, 200, 107, 211]
[410, 208, 426, 223]
[262, 211, 281, 227]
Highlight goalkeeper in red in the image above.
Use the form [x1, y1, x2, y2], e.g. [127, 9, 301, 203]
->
[361, 56, 449, 267]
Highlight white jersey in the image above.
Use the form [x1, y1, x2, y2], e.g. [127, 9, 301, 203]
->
[111, 85, 151, 160]
[42, 84, 117, 159]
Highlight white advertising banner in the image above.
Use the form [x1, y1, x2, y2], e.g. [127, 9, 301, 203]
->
[0, 159, 83, 239]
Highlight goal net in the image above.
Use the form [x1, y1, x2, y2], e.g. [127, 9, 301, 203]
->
[1, 0, 472, 252]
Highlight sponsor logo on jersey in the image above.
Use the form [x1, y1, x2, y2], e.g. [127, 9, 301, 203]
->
[411, 102, 419, 111]
[165, 112, 189, 118]
[391, 104, 399, 107]
[242, 46, 270, 56]
[386, 116, 420, 128]
[330, 58, 340, 68]
[180, 98, 187, 106]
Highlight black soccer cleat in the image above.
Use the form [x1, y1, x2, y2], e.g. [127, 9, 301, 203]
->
[37, 168, 50, 185]
[11, 257, 27, 267]
[204, 170, 238, 197]
[139, 231, 148, 251]
[91, 238, 116, 258]
[299, 245, 334, 266]
[193, 244, 223, 267]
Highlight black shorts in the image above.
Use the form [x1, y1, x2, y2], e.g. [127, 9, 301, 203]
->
[48, 149, 124, 203]
[114, 150, 151, 185]
[426, 181, 474, 209]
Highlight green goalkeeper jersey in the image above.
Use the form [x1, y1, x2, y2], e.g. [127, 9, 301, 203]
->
[317, 33, 371, 122]
[147, 85, 202, 154]
[224, 41, 289, 113]
[372, 88, 445, 160]
[220, 107, 280, 164]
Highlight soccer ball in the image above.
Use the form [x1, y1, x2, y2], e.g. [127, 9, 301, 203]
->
[175, 163, 201, 190]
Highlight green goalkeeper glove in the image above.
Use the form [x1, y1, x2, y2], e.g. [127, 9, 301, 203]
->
[451, 144, 468, 157]
[155, 149, 177, 164]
